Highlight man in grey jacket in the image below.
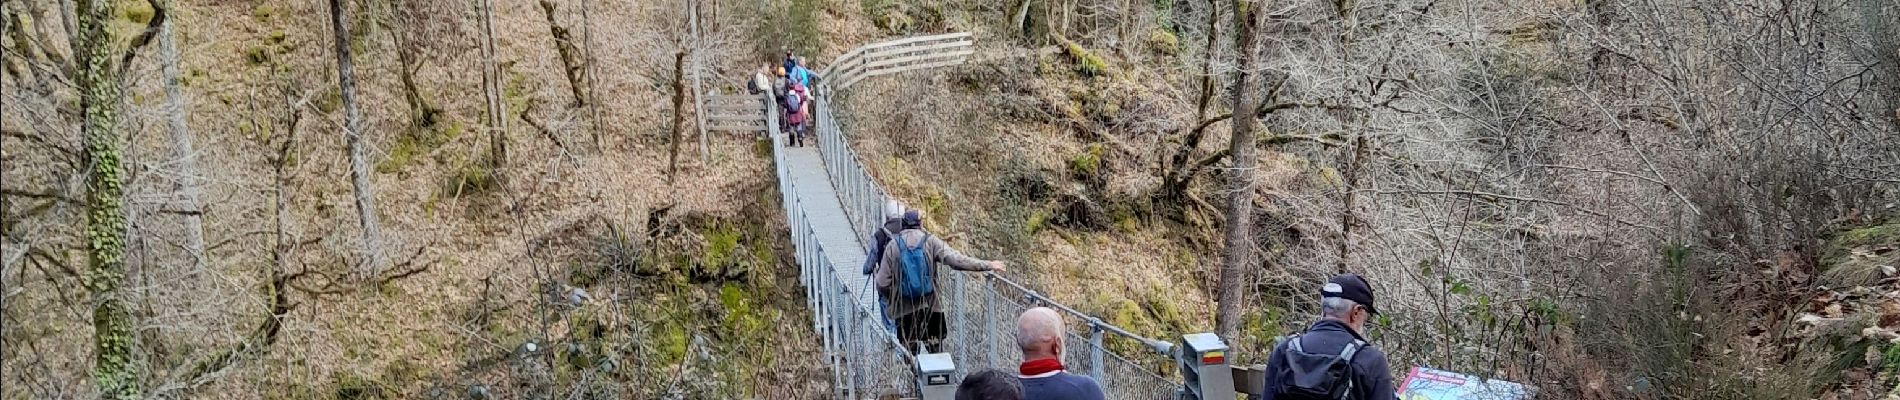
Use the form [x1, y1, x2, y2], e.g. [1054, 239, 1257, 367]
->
[874, 210, 1007, 351]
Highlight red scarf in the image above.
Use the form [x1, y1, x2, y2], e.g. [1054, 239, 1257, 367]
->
[1019, 358, 1065, 376]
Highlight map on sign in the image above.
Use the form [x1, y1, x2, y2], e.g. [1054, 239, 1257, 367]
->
[1397, 367, 1530, 400]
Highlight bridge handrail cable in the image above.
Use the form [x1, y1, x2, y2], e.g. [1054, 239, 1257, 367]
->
[801, 33, 1184, 399]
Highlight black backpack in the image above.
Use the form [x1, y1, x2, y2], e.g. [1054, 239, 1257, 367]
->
[1274, 334, 1366, 400]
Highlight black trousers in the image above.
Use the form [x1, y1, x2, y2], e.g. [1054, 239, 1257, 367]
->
[788, 122, 806, 146]
[895, 311, 947, 352]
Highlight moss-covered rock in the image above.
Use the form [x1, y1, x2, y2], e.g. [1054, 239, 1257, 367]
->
[120, 0, 154, 24]
[1148, 29, 1179, 56]
[1064, 41, 1110, 79]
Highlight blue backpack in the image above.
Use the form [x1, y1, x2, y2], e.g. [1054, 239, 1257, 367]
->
[894, 233, 934, 298]
[783, 89, 803, 113]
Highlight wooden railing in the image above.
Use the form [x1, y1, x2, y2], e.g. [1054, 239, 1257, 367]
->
[818, 32, 975, 92]
[701, 93, 770, 132]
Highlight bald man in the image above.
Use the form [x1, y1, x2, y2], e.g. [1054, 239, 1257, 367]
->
[1014, 307, 1105, 400]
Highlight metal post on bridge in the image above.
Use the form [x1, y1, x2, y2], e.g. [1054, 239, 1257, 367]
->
[1176, 333, 1236, 400]
[983, 273, 998, 368]
[916, 352, 958, 400]
[1089, 323, 1105, 382]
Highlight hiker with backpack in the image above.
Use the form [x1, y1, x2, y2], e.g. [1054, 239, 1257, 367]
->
[873, 209, 1007, 350]
[785, 53, 815, 88]
[1257, 274, 1397, 400]
[783, 78, 811, 147]
[746, 64, 772, 96]
[863, 200, 910, 333]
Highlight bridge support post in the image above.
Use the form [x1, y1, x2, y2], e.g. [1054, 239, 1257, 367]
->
[917, 352, 958, 400]
[983, 274, 998, 368]
[1176, 333, 1236, 400]
[1089, 324, 1105, 382]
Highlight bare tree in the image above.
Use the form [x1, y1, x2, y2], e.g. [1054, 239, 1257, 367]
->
[72, 0, 165, 395]
[330, 0, 385, 277]
[669, 51, 687, 183]
[156, 0, 204, 273]
[540, 0, 589, 108]
[1215, 0, 1266, 341]
[479, 0, 507, 168]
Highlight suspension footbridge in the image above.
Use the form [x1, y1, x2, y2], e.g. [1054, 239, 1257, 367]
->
[752, 33, 1243, 400]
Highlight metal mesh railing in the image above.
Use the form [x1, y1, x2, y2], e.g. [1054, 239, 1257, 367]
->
[769, 92, 916, 399]
[790, 38, 1190, 397]
[936, 270, 1182, 399]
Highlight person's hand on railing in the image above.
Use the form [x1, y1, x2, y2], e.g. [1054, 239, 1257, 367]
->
[989, 261, 1007, 273]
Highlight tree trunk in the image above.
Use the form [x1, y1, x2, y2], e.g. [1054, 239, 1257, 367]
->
[391, 25, 435, 130]
[331, 0, 386, 277]
[688, 0, 708, 163]
[1195, 0, 1220, 120]
[581, 0, 602, 149]
[668, 50, 687, 183]
[1335, 135, 1365, 273]
[479, 0, 507, 168]
[158, 9, 205, 273]
[77, 0, 140, 396]
[1215, 0, 1265, 342]
[539, 0, 587, 108]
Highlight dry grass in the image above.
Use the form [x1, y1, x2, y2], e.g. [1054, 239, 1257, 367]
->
[2, 0, 829, 396]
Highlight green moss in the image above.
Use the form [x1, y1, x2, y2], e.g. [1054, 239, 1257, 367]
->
[377, 120, 462, 174]
[376, 140, 421, 174]
[753, 137, 772, 157]
[922, 190, 949, 226]
[868, 0, 915, 35]
[243, 46, 271, 66]
[701, 224, 741, 276]
[1025, 209, 1049, 235]
[1065, 42, 1110, 78]
[1148, 29, 1179, 56]
[1833, 223, 1900, 250]
[1884, 343, 1900, 378]
[719, 283, 766, 338]
[120, 1, 154, 24]
[332, 372, 386, 399]
[1820, 221, 1900, 287]
[1111, 206, 1137, 233]
[657, 319, 688, 364]
[1069, 143, 1104, 178]
[252, 4, 277, 22]
[440, 161, 498, 198]
[314, 87, 340, 113]
[1314, 166, 1342, 189]
[1080, 89, 1121, 121]
[268, 30, 288, 45]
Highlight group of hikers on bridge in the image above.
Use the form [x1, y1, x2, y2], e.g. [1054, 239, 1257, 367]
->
[747, 52, 817, 147]
[751, 43, 1398, 400]
[857, 199, 1399, 400]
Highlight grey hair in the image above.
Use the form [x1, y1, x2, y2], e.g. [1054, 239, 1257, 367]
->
[1016, 308, 1064, 353]
[885, 200, 905, 220]
[1320, 297, 1359, 319]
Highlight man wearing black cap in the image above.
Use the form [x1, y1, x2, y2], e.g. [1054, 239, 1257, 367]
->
[1256, 274, 1396, 400]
